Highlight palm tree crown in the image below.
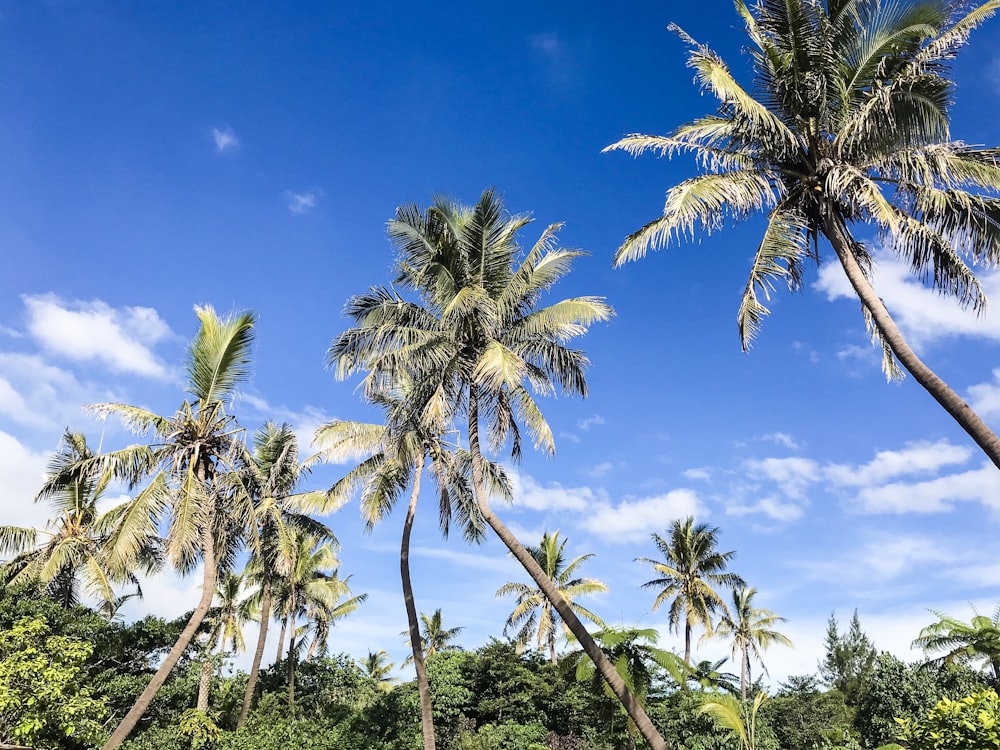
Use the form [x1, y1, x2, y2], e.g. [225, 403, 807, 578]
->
[913, 605, 1000, 685]
[607, 0, 1000, 467]
[496, 530, 608, 663]
[636, 516, 745, 664]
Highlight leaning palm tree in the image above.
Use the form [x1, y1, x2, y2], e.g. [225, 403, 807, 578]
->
[89, 305, 256, 750]
[234, 423, 339, 728]
[636, 516, 745, 665]
[707, 586, 793, 699]
[0, 430, 154, 612]
[315, 371, 498, 750]
[329, 190, 666, 749]
[496, 530, 608, 663]
[913, 605, 1000, 685]
[606, 0, 1000, 469]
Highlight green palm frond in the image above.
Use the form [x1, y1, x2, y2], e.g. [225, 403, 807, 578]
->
[86, 403, 170, 437]
[187, 305, 256, 404]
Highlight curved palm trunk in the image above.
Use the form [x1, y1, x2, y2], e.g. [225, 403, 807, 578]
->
[466, 388, 667, 750]
[102, 499, 219, 750]
[402, 455, 437, 750]
[822, 211, 1000, 470]
[238, 579, 272, 727]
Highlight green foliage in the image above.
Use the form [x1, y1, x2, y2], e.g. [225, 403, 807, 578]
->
[0, 616, 107, 749]
[765, 676, 856, 750]
[179, 708, 221, 749]
[820, 611, 877, 705]
[894, 689, 1000, 750]
[699, 693, 769, 750]
[456, 721, 549, 750]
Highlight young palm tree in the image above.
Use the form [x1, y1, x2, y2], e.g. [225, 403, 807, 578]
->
[606, 0, 1000, 469]
[234, 423, 339, 727]
[359, 649, 398, 693]
[496, 530, 608, 663]
[0, 431, 154, 612]
[707, 586, 793, 699]
[300, 579, 367, 661]
[88, 305, 256, 750]
[315, 372, 498, 750]
[401, 608, 463, 665]
[636, 516, 745, 665]
[913, 605, 1000, 685]
[196, 570, 253, 712]
[329, 190, 666, 750]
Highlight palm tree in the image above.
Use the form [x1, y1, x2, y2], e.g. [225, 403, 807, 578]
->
[359, 650, 398, 693]
[86, 305, 256, 750]
[636, 516, 745, 665]
[913, 606, 1000, 685]
[328, 190, 666, 750]
[196, 570, 253, 712]
[496, 530, 608, 663]
[315, 372, 495, 750]
[0, 431, 154, 612]
[686, 658, 741, 696]
[707, 586, 793, 699]
[402, 608, 464, 664]
[700, 692, 769, 750]
[234, 423, 339, 728]
[300, 578, 368, 661]
[606, 0, 1000, 469]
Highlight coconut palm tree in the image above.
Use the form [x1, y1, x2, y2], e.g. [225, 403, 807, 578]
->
[606, 0, 1000, 469]
[196, 570, 253, 712]
[496, 530, 608, 663]
[636, 516, 745, 665]
[301, 579, 368, 661]
[707, 586, 793, 699]
[359, 650, 398, 693]
[234, 423, 339, 728]
[0, 431, 154, 612]
[913, 605, 1000, 685]
[328, 190, 666, 750]
[315, 372, 499, 750]
[402, 608, 463, 665]
[700, 692, 769, 750]
[86, 305, 256, 750]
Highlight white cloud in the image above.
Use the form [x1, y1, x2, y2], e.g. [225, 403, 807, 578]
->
[968, 369, 1000, 418]
[0, 353, 113, 433]
[238, 393, 335, 455]
[23, 294, 172, 378]
[530, 32, 563, 57]
[853, 462, 1000, 514]
[745, 457, 821, 499]
[757, 432, 800, 450]
[584, 461, 614, 479]
[577, 414, 605, 431]
[814, 251, 1000, 348]
[727, 495, 805, 522]
[683, 467, 711, 482]
[410, 546, 521, 574]
[581, 489, 705, 543]
[212, 126, 239, 153]
[287, 191, 317, 214]
[0, 431, 52, 527]
[509, 471, 599, 512]
[826, 440, 972, 487]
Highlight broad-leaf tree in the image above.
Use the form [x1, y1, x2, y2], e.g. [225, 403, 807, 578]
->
[328, 190, 667, 749]
[88, 305, 256, 750]
[496, 530, 607, 664]
[913, 606, 1000, 686]
[707, 586, 792, 699]
[636, 516, 745, 665]
[606, 0, 1000, 468]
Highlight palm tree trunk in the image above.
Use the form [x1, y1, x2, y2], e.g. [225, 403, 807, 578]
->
[684, 623, 692, 666]
[740, 648, 748, 701]
[275, 613, 288, 665]
[287, 619, 297, 715]
[466, 387, 667, 750]
[102, 499, 219, 750]
[402, 454, 437, 750]
[196, 644, 213, 712]
[238, 579, 271, 728]
[822, 210, 1000, 470]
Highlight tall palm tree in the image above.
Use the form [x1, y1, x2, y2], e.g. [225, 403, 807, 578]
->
[315, 372, 497, 750]
[88, 305, 256, 750]
[636, 516, 745, 665]
[234, 423, 339, 728]
[402, 608, 463, 665]
[606, 0, 1000, 469]
[196, 570, 253, 712]
[913, 605, 1000, 685]
[707, 586, 793, 699]
[496, 530, 608, 663]
[301, 578, 368, 661]
[0, 431, 154, 612]
[329, 190, 667, 750]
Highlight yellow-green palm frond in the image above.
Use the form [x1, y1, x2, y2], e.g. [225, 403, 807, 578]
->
[0, 526, 40, 556]
[907, 0, 1000, 74]
[825, 165, 899, 230]
[186, 305, 256, 404]
[603, 132, 755, 173]
[96, 472, 169, 571]
[738, 208, 811, 350]
[905, 185, 1000, 267]
[86, 403, 170, 437]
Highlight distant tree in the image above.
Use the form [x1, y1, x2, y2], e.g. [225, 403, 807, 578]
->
[912, 605, 1000, 686]
[404, 609, 463, 665]
[358, 650, 397, 693]
[636, 517, 745, 664]
[819, 610, 876, 704]
[496, 531, 608, 663]
[765, 676, 855, 750]
[686, 658, 741, 696]
[708, 586, 792, 699]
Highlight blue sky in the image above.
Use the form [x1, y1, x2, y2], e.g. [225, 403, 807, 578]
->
[3, 0, 1000, 684]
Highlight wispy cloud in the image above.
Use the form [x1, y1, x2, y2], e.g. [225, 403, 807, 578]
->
[237, 393, 335, 454]
[577, 414, 605, 431]
[826, 440, 972, 487]
[683, 467, 712, 482]
[510, 471, 601, 512]
[287, 191, 317, 214]
[22, 294, 173, 379]
[853, 462, 1000, 514]
[757, 432, 801, 450]
[580, 489, 705, 543]
[727, 494, 805, 522]
[212, 126, 240, 153]
[745, 456, 821, 499]
[968, 369, 1000, 418]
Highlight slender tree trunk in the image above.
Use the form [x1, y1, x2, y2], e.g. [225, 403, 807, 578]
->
[740, 648, 748, 701]
[287, 616, 297, 715]
[101, 483, 219, 750]
[275, 613, 288, 665]
[684, 623, 692, 666]
[238, 579, 271, 728]
[196, 642, 213, 712]
[466, 387, 668, 750]
[822, 210, 1000, 470]
[402, 455, 437, 750]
